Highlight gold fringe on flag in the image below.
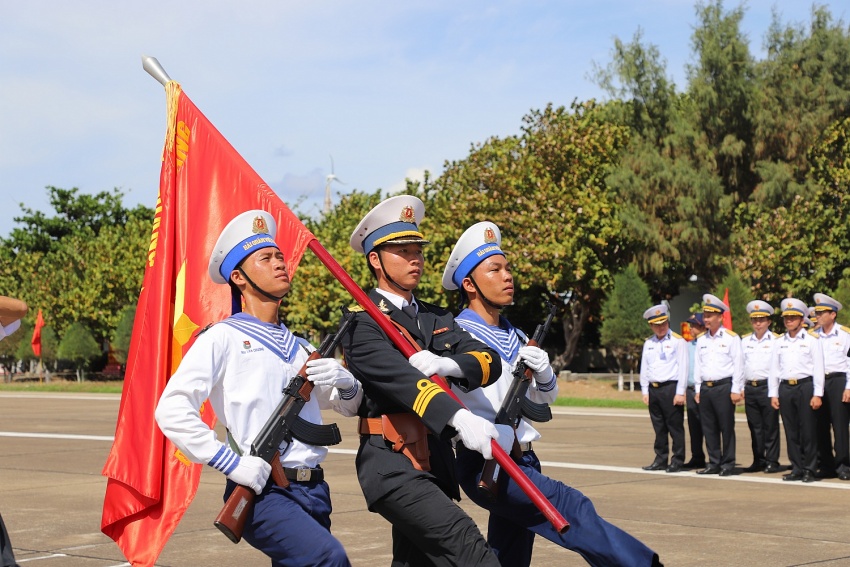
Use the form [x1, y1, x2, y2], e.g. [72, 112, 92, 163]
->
[163, 80, 182, 154]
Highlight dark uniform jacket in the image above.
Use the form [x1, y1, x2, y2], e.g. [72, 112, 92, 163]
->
[340, 289, 501, 507]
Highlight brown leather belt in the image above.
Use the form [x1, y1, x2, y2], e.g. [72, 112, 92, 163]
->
[359, 415, 431, 471]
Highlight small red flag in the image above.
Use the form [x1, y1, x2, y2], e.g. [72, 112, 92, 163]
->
[722, 288, 732, 330]
[100, 81, 315, 566]
[31, 309, 44, 358]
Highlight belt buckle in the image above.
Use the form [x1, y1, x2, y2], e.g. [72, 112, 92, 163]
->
[789, 379, 798, 386]
[705, 381, 714, 388]
[651, 382, 659, 388]
[750, 381, 758, 387]
[296, 468, 311, 482]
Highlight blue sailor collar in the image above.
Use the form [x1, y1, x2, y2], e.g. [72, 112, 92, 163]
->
[220, 312, 299, 363]
[455, 308, 521, 364]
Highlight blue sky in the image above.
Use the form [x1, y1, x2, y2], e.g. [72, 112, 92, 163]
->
[0, 1, 841, 237]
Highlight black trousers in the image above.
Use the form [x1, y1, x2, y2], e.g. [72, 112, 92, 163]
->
[0, 513, 18, 567]
[744, 382, 780, 466]
[648, 383, 685, 465]
[686, 386, 705, 463]
[779, 380, 818, 474]
[700, 380, 736, 470]
[816, 373, 850, 473]
[372, 475, 500, 567]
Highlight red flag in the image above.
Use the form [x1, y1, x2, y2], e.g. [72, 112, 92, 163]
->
[100, 82, 315, 566]
[722, 288, 732, 330]
[30, 309, 44, 358]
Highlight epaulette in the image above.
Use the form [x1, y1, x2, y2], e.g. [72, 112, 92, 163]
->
[808, 329, 820, 338]
[671, 332, 683, 340]
[841, 325, 850, 334]
[724, 329, 738, 337]
[742, 332, 753, 339]
[696, 331, 706, 339]
[195, 322, 215, 338]
[347, 304, 365, 313]
[771, 332, 780, 338]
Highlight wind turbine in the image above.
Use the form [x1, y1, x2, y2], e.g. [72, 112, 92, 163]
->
[324, 155, 346, 214]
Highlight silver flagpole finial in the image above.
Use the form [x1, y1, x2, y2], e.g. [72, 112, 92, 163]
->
[141, 55, 172, 86]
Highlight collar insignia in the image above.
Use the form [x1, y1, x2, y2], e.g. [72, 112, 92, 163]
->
[378, 299, 391, 313]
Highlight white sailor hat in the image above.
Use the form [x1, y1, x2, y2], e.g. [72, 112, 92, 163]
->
[349, 195, 430, 255]
[208, 210, 278, 284]
[702, 293, 728, 313]
[814, 293, 842, 312]
[746, 300, 774, 317]
[441, 221, 504, 290]
[643, 304, 669, 324]
[780, 298, 807, 317]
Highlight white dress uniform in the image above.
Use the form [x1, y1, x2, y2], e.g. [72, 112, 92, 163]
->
[813, 293, 850, 479]
[156, 317, 361, 470]
[741, 300, 780, 471]
[769, 297, 825, 481]
[693, 293, 743, 475]
[155, 209, 360, 566]
[639, 304, 688, 470]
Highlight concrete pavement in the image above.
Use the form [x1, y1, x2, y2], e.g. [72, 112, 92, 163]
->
[1, 392, 850, 566]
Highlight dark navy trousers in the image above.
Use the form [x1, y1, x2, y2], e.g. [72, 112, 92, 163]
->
[224, 478, 349, 567]
[457, 447, 659, 567]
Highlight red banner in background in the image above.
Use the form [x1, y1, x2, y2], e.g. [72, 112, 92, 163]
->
[722, 288, 732, 330]
[100, 82, 315, 566]
[31, 309, 44, 358]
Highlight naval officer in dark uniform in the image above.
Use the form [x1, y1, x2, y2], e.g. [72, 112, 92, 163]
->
[340, 195, 506, 566]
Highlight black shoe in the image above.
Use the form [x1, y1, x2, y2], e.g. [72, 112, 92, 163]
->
[802, 471, 816, 483]
[719, 467, 734, 477]
[838, 470, 850, 481]
[666, 462, 682, 473]
[764, 463, 781, 473]
[696, 466, 720, 475]
[642, 461, 667, 471]
[783, 472, 803, 481]
[742, 463, 764, 473]
[683, 459, 706, 470]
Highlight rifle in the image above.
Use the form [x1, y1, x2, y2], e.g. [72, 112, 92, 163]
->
[214, 308, 355, 543]
[478, 301, 559, 499]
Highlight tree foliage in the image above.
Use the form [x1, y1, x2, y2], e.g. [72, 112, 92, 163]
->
[600, 266, 652, 371]
[56, 322, 101, 381]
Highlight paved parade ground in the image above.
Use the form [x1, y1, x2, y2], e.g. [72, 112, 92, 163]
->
[2, 391, 850, 566]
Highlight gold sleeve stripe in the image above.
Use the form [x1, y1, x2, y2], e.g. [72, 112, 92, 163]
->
[465, 351, 493, 385]
[413, 379, 444, 417]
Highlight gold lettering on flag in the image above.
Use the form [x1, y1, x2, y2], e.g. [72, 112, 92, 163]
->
[147, 196, 163, 268]
[170, 262, 202, 467]
[176, 121, 191, 169]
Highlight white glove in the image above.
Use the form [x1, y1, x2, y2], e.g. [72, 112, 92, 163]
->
[409, 350, 462, 378]
[226, 455, 271, 495]
[448, 409, 500, 460]
[518, 345, 554, 381]
[306, 358, 357, 391]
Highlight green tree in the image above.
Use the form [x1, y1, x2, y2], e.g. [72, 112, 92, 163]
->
[687, 0, 756, 197]
[0, 188, 152, 343]
[111, 305, 137, 365]
[57, 322, 101, 381]
[422, 101, 631, 368]
[600, 266, 653, 373]
[750, 6, 850, 206]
